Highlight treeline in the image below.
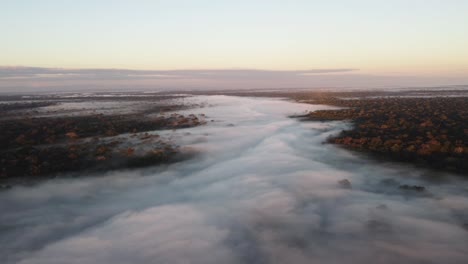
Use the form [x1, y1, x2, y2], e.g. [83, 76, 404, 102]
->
[306, 97, 468, 173]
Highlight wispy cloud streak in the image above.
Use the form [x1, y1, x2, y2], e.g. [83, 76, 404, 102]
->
[1, 66, 467, 93]
[0, 67, 357, 80]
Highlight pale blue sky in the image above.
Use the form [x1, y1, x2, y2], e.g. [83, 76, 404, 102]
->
[1, 0, 468, 91]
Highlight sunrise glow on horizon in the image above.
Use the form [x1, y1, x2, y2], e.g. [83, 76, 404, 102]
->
[1, 0, 468, 91]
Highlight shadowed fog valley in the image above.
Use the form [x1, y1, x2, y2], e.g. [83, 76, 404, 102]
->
[1, 93, 467, 264]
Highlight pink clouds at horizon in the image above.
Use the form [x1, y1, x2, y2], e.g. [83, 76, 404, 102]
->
[0, 67, 467, 93]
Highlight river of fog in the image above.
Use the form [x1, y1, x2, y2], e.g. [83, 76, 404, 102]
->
[1, 95, 468, 264]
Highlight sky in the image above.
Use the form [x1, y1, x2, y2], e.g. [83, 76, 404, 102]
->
[1, 0, 468, 92]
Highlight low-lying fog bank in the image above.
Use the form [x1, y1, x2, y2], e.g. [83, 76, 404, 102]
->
[1, 95, 467, 264]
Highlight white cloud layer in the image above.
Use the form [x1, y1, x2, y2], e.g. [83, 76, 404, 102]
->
[1, 96, 467, 264]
